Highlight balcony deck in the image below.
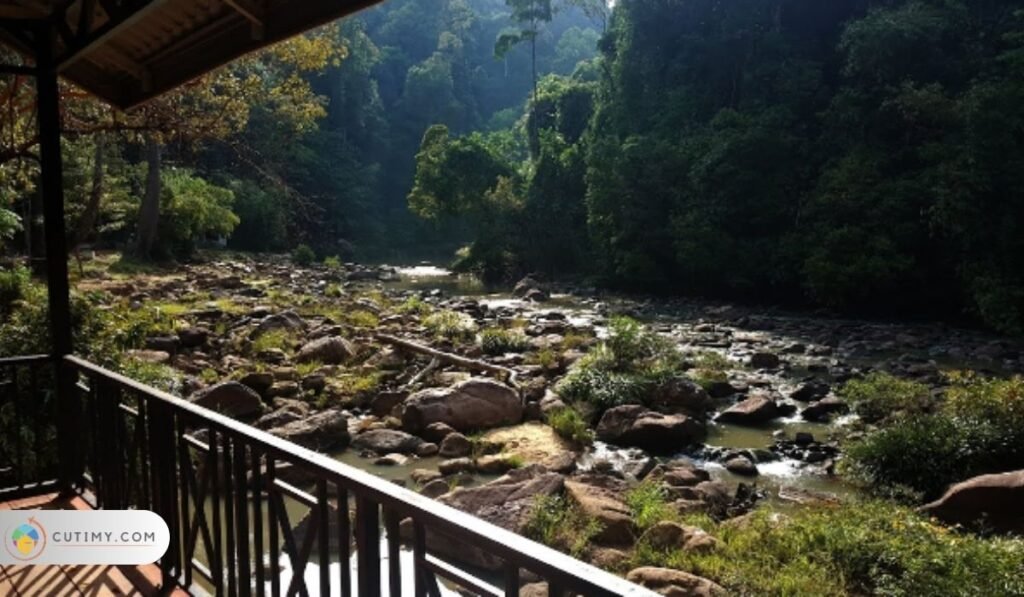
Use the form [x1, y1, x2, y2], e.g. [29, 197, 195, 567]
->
[0, 493, 189, 597]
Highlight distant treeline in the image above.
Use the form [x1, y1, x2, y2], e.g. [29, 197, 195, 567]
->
[411, 0, 1024, 334]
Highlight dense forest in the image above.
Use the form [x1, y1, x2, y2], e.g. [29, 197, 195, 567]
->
[2, 0, 1024, 335]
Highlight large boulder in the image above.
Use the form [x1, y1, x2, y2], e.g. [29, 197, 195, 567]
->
[800, 396, 849, 422]
[429, 466, 565, 569]
[596, 405, 705, 453]
[564, 477, 634, 545]
[626, 567, 727, 597]
[190, 382, 263, 418]
[650, 377, 713, 418]
[715, 394, 780, 425]
[268, 409, 349, 451]
[482, 422, 578, 473]
[250, 310, 306, 340]
[638, 521, 721, 554]
[351, 429, 423, 454]
[402, 378, 522, 433]
[920, 470, 1024, 533]
[296, 336, 355, 364]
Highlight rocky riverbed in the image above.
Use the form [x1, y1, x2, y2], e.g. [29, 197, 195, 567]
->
[75, 252, 1024, 594]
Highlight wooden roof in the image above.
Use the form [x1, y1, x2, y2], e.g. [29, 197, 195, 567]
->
[0, 0, 384, 109]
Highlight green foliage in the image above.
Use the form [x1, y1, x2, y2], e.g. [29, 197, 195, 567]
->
[323, 255, 342, 269]
[423, 310, 477, 342]
[0, 208, 21, 241]
[480, 327, 530, 355]
[546, 406, 594, 445]
[0, 266, 30, 317]
[120, 359, 182, 394]
[158, 169, 240, 258]
[251, 329, 295, 354]
[845, 374, 1024, 499]
[633, 502, 1024, 597]
[690, 351, 730, 388]
[523, 494, 602, 558]
[292, 244, 316, 266]
[396, 296, 432, 315]
[839, 372, 932, 424]
[626, 480, 675, 532]
[556, 316, 680, 409]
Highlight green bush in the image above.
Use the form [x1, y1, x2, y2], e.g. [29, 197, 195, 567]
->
[523, 495, 603, 558]
[547, 407, 594, 445]
[0, 266, 30, 317]
[480, 327, 530, 355]
[839, 372, 931, 423]
[423, 310, 477, 342]
[292, 244, 316, 266]
[626, 480, 676, 532]
[555, 317, 681, 409]
[323, 255, 342, 269]
[690, 350, 731, 388]
[845, 374, 1024, 499]
[632, 502, 1024, 596]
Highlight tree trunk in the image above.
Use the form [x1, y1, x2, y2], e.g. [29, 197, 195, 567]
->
[73, 136, 105, 274]
[73, 136, 104, 249]
[134, 132, 162, 259]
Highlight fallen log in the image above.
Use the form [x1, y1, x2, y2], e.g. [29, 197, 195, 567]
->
[375, 333, 519, 389]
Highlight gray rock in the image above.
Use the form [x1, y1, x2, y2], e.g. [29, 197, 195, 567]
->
[596, 405, 705, 453]
[296, 336, 355, 365]
[749, 352, 781, 369]
[626, 567, 727, 596]
[800, 396, 849, 422]
[268, 409, 349, 451]
[250, 310, 306, 340]
[402, 378, 522, 433]
[190, 382, 263, 418]
[439, 432, 473, 458]
[724, 456, 759, 476]
[715, 394, 780, 425]
[352, 429, 424, 454]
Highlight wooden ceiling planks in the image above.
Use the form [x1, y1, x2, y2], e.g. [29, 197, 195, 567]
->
[0, 0, 386, 109]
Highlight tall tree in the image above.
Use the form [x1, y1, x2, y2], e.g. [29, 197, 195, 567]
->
[495, 0, 554, 112]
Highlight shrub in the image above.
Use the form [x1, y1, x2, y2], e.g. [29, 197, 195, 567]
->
[423, 310, 477, 342]
[292, 244, 316, 266]
[523, 495, 603, 558]
[690, 351, 730, 387]
[626, 480, 676, 532]
[557, 366, 653, 409]
[604, 316, 678, 370]
[480, 327, 530, 355]
[397, 296, 432, 315]
[631, 501, 1024, 597]
[547, 407, 594, 445]
[845, 374, 1024, 499]
[839, 372, 931, 423]
[0, 266, 30, 317]
[323, 255, 342, 269]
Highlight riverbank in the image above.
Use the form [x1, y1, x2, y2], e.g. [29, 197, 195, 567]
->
[2, 250, 1022, 595]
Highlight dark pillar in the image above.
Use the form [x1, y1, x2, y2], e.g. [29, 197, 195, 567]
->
[35, 24, 79, 491]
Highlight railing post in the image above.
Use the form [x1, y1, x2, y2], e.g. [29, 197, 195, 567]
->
[355, 496, 380, 597]
[148, 399, 180, 586]
[34, 24, 78, 493]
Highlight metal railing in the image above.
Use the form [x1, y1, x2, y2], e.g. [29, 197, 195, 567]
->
[0, 354, 59, 499]
[63, 355, 650, 597]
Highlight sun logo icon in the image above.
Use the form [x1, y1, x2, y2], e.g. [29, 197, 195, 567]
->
[5, 518, 46, 561]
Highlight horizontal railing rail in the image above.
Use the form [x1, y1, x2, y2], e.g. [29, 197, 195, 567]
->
[0, 354, 59, 499]
[64, 354, 652, 597]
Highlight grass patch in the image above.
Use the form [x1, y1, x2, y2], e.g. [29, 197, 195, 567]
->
[480, 327, 530, 355]
[839, 372, 931, 423]
[523, 495, 603, 558]
[345, 310, 379, 329]
[631, 502, 1024, 597]
[555, 317, 681, 410]
[251, 329, 295, 354]
[324, 283, 344, 298]
[396, 296, 432, 315]
[626, 480, 676, 532]
[296, 361, 323, 377]
[547, 407, 594, 445]
[423, 310, 477, 342]
[323, 255, 342, 269]
[120, 359, 182, 394]
[690, 351, 730, 387]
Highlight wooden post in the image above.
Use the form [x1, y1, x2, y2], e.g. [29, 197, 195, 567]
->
[35, 24, 78, 491]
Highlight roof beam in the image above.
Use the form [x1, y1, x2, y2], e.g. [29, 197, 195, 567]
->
[223, 0, 264, 40]
[57, 0, 168, 72]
